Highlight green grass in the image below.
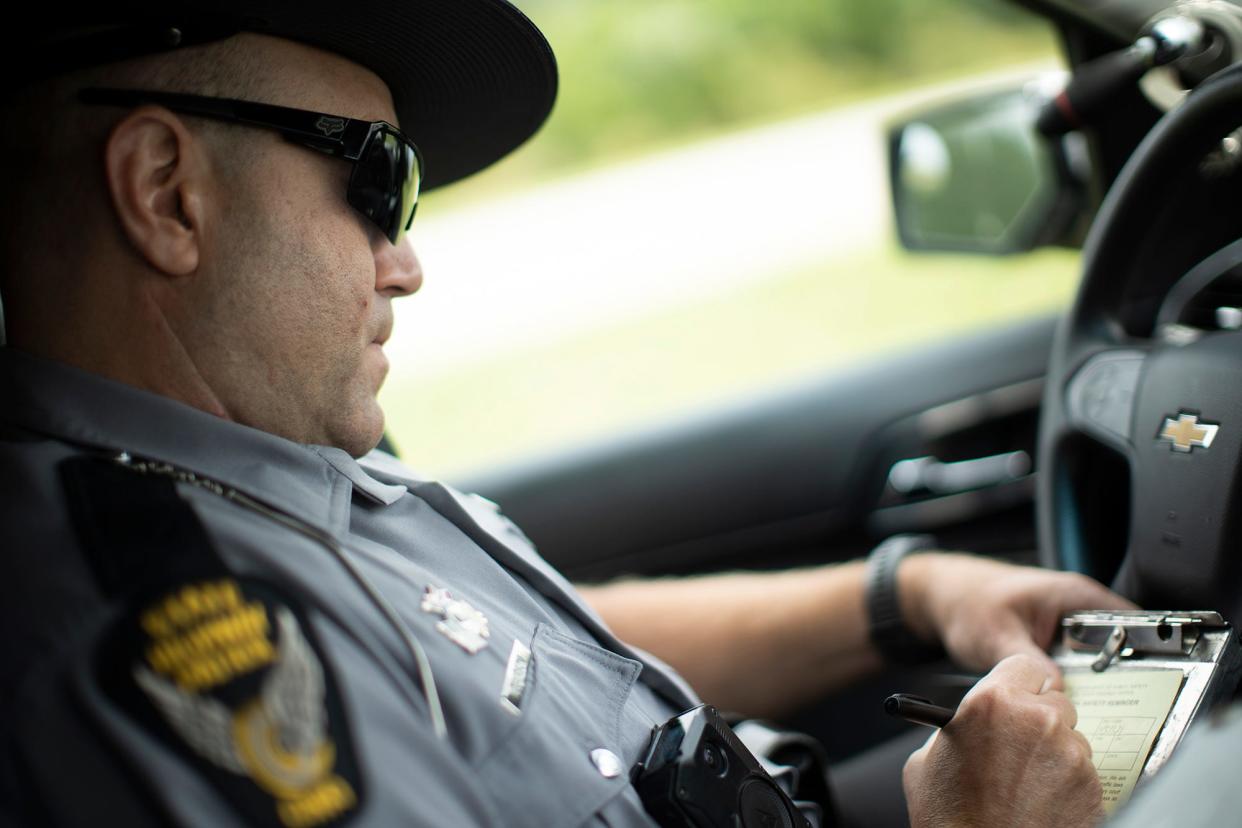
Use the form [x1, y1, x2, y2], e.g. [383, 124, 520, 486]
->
[380, 245, 1081, 477]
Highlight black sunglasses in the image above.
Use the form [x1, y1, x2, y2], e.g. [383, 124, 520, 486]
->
[78, 88, 422, 245]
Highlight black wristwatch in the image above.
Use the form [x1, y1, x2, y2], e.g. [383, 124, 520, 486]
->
[865, 534, 944, 665]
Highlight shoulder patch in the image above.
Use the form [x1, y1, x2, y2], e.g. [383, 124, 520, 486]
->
[98, 575, 363, 827]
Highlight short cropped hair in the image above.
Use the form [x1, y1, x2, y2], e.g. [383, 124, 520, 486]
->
[0, 35, 275, 320]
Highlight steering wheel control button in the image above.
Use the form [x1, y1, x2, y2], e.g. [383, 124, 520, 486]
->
[590, 748, 624, 779]
[1067, 351, 1146, 443]
[1158, 413, 1219, 453]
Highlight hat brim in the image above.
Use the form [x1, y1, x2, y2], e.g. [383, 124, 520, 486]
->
[17, 1, 558, 191]
[240, 0, 557, 190]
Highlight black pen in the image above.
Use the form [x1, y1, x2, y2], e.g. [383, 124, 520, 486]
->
[884, 693, 956, 728]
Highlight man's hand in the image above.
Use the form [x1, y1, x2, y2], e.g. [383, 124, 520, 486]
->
[903, 654, 1105, 828]
[898, 553, 1138, 677]
[582, 551, 1135, 718]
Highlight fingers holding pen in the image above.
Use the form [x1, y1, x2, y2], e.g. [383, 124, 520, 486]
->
[903, 654, 1104, 828]
[953, 655, 1080, 739]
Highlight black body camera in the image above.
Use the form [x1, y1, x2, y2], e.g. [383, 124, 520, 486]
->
[632, 705, 813, 828]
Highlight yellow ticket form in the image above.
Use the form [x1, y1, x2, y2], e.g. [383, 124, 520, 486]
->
[1064, 669, 1184, 813]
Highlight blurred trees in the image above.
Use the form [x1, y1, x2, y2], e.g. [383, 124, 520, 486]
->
[514, 0, 1052, 171]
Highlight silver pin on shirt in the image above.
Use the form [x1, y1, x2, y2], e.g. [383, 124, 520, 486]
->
[500, 640, 533, 715]
[420, 585, 490, 654]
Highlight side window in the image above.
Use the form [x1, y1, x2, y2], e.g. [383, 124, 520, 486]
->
[381, 0, 1077, 476]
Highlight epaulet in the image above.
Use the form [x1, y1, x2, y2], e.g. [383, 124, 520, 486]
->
[60, 454, 221, 598]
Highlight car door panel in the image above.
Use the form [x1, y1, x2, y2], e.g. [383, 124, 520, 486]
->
[459, 314, 1060, 583]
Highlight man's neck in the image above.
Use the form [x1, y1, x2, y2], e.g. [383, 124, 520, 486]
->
[8, 283, 232, 422]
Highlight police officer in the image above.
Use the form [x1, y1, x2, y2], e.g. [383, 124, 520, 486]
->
[0, 3, 1131, 826]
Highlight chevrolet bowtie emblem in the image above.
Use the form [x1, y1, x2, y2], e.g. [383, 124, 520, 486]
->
[1158, 413, 1220, 453]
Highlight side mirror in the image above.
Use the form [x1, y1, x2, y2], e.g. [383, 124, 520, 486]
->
[888, 80, 1091, 255]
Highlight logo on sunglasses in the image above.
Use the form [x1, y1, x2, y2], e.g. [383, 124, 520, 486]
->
[314, 116, 346, 137]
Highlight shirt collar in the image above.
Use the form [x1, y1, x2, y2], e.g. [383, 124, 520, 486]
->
[0, 348, 406, 529]
[312, 445, 408, 506]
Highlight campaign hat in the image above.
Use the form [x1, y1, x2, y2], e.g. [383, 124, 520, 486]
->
[9, 1, 558, 190]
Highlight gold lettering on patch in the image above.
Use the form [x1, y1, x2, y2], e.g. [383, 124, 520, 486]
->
[146, 605, 274, 690]
[141, 580, 243, 638]
[135, 589, 356, 828]
[141, 579, 275, 692]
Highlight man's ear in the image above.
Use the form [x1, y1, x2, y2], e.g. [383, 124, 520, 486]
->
[103, 106, 209, 276]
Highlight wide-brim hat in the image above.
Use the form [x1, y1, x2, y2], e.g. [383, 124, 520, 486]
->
[10, 1, 558, 191]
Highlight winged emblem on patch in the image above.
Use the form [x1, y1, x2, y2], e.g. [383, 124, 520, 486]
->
[135, 606, 351, 818]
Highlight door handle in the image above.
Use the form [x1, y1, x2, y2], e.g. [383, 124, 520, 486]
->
[887, 450, 1031, 497]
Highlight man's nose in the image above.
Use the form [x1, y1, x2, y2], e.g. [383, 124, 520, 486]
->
[374, 234, 423, 297]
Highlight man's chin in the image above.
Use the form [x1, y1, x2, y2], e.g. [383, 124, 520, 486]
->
[333, 401, 386, 458]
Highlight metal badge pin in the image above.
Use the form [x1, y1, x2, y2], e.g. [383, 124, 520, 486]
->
[499, 639, 532, 715]
[420, 586, 490, 654]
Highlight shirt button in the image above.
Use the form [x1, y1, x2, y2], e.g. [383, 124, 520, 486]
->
[590, 748, 624, 779]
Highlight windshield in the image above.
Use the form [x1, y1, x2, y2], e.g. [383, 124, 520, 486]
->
[379, 0, 1079, 476]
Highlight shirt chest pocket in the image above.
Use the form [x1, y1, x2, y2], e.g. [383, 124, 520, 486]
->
[475, 623, 644, 828]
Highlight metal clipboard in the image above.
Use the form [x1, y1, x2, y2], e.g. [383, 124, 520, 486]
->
[1052, 610, 1242, 786]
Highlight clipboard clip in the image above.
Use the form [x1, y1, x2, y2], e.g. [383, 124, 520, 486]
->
[1061, 611, 1227, 672]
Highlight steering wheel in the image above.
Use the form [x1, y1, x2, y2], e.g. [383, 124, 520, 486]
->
[1038, 63, 1242, 620]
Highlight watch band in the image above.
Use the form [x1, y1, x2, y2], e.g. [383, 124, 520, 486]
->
[865, 534, 944, 665]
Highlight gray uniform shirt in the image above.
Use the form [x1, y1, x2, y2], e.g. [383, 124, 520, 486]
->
[0, 349, 699, 827]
